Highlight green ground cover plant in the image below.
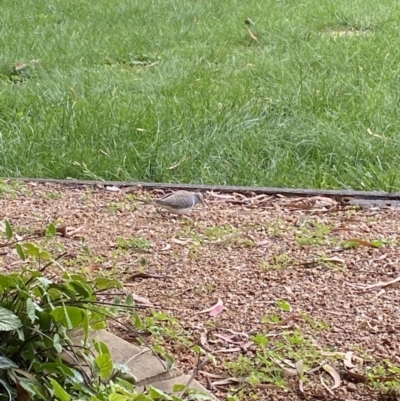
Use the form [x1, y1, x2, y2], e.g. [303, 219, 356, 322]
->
[0, 221, 202, 401]
[1, 0, 400, 189]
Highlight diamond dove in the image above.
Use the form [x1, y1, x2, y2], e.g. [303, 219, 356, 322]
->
[137, 190, 204, 215]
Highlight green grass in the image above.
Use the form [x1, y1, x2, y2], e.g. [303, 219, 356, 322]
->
[2, 0, 400, 190]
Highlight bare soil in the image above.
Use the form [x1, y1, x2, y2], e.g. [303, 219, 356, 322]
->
[1, 181, 400, 401]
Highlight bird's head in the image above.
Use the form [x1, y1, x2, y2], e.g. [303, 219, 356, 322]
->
[194, 192, 204, 206]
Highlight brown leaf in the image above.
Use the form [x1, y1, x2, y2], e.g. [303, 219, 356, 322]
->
[273, 359, 298, 377]
[367, 128, 386, 139]
[171, 238, 194, 245]
[196, 298, 225, 316]
[199, 372, 226, 379]
[323, 364, 341, 389]
[247, 28, 258, 42]
[344, 367, 366, 383]
[124, 272, 173, 282]
[343, 351, 355, 368]
[321, 256, 345, 265]
[219, 328, 249, 339]
[160, 243, 171, 251]
[350, 275, 400, 292]
[295, 360, 304, 376]
[373, 253, 387, 261]
[214, 347, 241, 353]
[241, 341, 254, 350]
[320, 375, 334, 395]
[132, 293, 153, 305]
[214, 334, 242, 345]
[212, 377, 241, 386]
[16, 379, 30, 401]
[205, 375, 216, 391]
[105, 185, 120, 192]
[284, 286, 294, 296]
[345, 238, 379, 248]
[87, 264, 101, 272]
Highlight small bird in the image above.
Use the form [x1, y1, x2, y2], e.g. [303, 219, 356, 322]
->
[137, 190, 204, 215]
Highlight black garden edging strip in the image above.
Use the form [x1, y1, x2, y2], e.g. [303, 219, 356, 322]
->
[6, 177, 400, 201]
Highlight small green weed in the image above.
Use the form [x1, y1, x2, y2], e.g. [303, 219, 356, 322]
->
[41, 190, 63, 200]
[366, 360, 400, 393]
[262, 253, 291, 270]
[0, 180, 31, 198]
[204, 224, 237, 240]
[108, 202, 124, 213]
[301, 312, 330, 331]
[296, 222, 335, 246]
[117, 236, 151, 250]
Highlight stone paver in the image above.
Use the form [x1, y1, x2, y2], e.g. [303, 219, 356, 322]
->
[66, 329, 218, 400]
[149, 374, 217, 400]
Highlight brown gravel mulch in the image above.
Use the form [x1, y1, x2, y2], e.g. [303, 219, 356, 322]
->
[1, 181, 400, 401]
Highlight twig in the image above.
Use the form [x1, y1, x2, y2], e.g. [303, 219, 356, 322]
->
[39, 251, 68, 272]
[0, 234, 42, 248]
[179, 355, 210, 398]
[347, 275, 400, 292]
[124, 272, 173, 282]
[123, 348, 150, 365]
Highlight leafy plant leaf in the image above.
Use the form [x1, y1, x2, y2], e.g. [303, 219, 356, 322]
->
[94, 277, 123, 290]
[132, 394, 154, 401]
[26, 298, 36, 324]
[46, 223, 56, 238]
[53, 333, 62, 353]
[16, 244, 26, 260]
[94, 340, 111, 355]
[49, 378, 71, 401]
[50, 306, 86, 330]
[277, 299, 291, 312]
[5, 220, 13, 240]
[0, 307, 23, 331]
[95, 353, 113, 379]
[22, 243, 41, 258]
[0, 355, 18, 369]
[148, 386, 173, 400]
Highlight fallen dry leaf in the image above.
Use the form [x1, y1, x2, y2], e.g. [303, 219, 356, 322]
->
[345, 238, 380, 248]
[320, 375, 335, 395]
[214, 334, 243, 345]
[247, 28, 258, 41]
[196, 298, 225, 316]
[273, 359, 298, 377]
[322, 364, 341, 389]
[132, 293, 153, 305]
[87, 264, 102, 273]
[200, 331, 212, 352]
[344, 351, 356, 369]
[212, 377, 241, 387]
[105, 186, 120, 192]
[295, 360, 304, 376]
[321, 256, 345, 265]
[214, 347, 242, 353]
[16, 379, 30, 401]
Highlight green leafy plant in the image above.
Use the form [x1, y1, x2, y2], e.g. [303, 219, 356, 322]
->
[0, 221, 186, 401]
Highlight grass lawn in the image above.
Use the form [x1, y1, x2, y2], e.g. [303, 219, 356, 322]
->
[1, 0, 400, 190]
